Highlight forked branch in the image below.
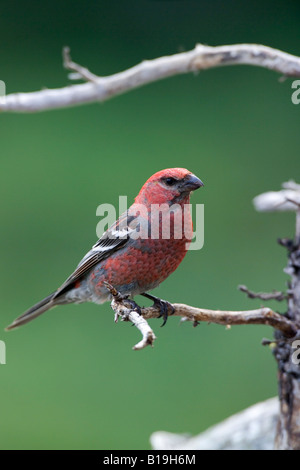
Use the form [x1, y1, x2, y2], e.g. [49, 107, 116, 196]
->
[105, 283, 297, 350]
[1, 43, 300, 113]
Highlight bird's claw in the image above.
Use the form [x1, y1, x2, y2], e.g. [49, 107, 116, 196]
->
[108, 285, 142, 322]
[124, 298, 142, 316]
[120, 297, 142, 322]
[141, 293, 174, 326]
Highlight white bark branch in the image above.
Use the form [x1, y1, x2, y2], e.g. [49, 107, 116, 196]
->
[253, 181, 300, 240]
[62, 46, 99, 83]
[1, 43, 300, 113]
[105, 282, 156, 351]
[253, 182, 300, 212]
[118, 309, 157, 351]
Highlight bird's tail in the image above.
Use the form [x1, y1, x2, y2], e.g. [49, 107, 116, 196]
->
[5, 293, 57, 331]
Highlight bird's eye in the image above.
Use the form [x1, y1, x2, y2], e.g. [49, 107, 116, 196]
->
[164, 177, 177, 186]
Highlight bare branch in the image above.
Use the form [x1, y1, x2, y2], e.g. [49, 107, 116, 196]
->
[105, 283, 297, 350]
[62, 46, 99, 83]
[253, 190, 300, 212]
[1, 43, 300, 113]
[282, 181, 300, 192]
[157, 304, 297, 338]
[253, 181, 300, 242]
[104, 282, 156, 350]
[239, 284, 287, 301]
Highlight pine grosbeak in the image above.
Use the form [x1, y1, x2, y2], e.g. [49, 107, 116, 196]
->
[6, 168, 203, 330]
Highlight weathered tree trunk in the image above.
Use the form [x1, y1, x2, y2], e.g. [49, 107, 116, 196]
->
[274, 236, 300, 449]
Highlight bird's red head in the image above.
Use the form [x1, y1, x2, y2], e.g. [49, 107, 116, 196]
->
[135, 168, 204, 206]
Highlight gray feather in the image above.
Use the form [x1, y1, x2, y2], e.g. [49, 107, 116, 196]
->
[6, 293, 56, 330]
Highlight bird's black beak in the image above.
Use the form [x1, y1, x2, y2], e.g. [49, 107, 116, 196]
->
[182, 174, 204, 191]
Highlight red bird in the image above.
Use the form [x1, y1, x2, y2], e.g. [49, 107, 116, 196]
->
[6, 168, 203, 330]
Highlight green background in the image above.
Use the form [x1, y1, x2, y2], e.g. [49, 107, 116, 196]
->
[1, 0, 299, 450]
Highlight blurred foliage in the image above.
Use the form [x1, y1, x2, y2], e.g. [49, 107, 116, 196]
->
[0, 0, 300, 449]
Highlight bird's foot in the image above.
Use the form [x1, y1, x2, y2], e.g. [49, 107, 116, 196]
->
[104, 282, 142, 322]
[123, 298, 142, 316]
[141, 293, 175, 327]
[115, 296, 142, 323]
[113, 297, 142, 322]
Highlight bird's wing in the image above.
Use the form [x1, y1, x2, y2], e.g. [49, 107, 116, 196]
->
[53, 211, 135, 299]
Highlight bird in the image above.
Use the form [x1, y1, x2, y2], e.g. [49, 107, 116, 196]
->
[6, 168, 203, 331]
